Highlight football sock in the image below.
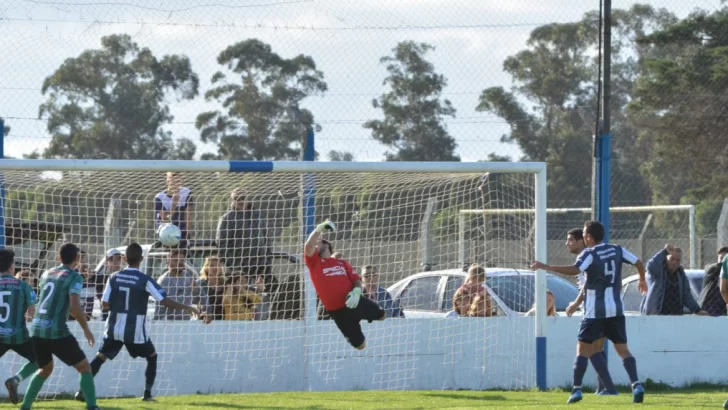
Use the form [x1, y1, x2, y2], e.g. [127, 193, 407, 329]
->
[589, 352, 616, 393]
[145, 355, 158, 392]
[90, 357, 104, 377]
[572, 356, 588, 391]
[21, 373, 47, 409]
[79, 372, 98, 408]
[623, 356, 640, 386]
[14, 361, 38, 382]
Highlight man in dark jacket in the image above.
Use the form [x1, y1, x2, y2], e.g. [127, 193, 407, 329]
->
[698, 246, 728, 316]
[641, 244, 708, 316]
[216, 189, 274, 291]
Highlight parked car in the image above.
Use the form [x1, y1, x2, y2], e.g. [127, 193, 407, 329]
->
[621, 269, 705, 313]
[386, 268, 580, 318]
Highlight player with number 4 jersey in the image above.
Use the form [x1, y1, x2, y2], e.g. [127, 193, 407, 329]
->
[532, 221, 648, 405]
[0, 249, 39, 405]
[75, 243, 204, 403]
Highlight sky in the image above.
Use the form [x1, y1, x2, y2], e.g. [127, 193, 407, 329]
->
[0, 0, 721, 162]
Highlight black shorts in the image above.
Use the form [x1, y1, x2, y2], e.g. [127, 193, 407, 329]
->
[31, 336, 87, 368]
[578, 316, 627, 344]
[328, 297, 386, 348]
[0, 341, 36, 362]
[98, 337, 156, 360]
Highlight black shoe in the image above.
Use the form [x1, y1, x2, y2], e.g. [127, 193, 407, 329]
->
[5, 377, 19, 405]
[142, 390, 155, 402]
[75, 390, 86, 402]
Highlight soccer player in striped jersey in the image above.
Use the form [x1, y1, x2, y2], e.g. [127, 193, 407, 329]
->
[75, 243, 202, 403]
[564, 228, 615, 395]
[532, 220, 648, 405]
[0, 249, 38, 405]
[22, 243, 98, 410]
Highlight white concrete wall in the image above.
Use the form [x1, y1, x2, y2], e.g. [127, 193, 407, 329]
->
[0, 317, 724, 397]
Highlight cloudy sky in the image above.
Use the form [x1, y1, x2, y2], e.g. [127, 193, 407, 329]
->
[0, 0, 720, 161]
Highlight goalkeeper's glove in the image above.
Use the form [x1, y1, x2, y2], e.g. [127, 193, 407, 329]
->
[315, 219, 337, 233]
[345, 287, 362, 309]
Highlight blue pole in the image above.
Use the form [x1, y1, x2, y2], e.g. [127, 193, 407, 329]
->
[595, 0, 612, 383]
[0, 119, 5, 250]
[302, 121, 317, 326]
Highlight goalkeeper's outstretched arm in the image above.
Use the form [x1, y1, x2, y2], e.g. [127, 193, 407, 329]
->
[305, 220, 336, 257]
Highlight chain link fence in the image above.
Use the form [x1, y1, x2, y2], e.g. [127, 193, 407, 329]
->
[1, 0, 727, 278]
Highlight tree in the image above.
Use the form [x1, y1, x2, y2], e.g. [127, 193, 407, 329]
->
[38, 34, 199, 160]
[197, 39, 327, 161]
[629, 7, 728, 234]
[328, 150, 354, 162]
[364, 42, 459, 162]
[477, 5, 675, 207]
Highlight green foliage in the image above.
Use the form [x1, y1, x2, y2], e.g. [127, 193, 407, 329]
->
[327, 150, 354, 161]
[477, 5, 676, 208]
[197, 39, 327, 160]
[39, 34, 199, 160]
[365, 42, 459, 162]
[630, 8, 728, 227]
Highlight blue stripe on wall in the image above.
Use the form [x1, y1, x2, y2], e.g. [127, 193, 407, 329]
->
[229, 161, 274, 173]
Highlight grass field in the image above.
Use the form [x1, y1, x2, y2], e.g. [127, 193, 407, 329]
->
[8, 388, 728, 409]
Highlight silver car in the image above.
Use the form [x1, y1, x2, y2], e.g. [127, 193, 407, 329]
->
[386, 268, 580, 318]
[621, 269, 705, 314]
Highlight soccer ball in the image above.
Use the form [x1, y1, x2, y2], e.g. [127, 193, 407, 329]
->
[158, 224, 182, 247]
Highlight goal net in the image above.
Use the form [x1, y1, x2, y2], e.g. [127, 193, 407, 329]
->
[0, 160, 546, 397]
[459, 205, 697, 276]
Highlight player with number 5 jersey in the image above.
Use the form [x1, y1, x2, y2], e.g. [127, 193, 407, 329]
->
[0, 249, 39, 405]
[531, 221, 648, 405]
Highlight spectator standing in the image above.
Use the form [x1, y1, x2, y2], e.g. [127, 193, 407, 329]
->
[156, 248, 211, 321]
[698, 247, 728, 316]
[155, 172, 194, 240]
[361, 265, 404, 318]
[216, 189, 273, 290]
[467, 293, 495, 317]
[96, 249, 124, 321]
[200, 256, 226, 321]
[641, 244, 708, 315]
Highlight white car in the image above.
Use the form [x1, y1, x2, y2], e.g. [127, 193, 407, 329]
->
[386, 268, 580, 318]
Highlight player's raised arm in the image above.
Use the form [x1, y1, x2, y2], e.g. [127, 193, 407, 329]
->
[304, 220, 336, 257]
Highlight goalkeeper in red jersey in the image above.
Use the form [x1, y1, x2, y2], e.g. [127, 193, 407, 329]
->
[304, 220, 385, 349]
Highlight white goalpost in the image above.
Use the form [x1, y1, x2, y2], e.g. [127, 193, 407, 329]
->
[0, 159, 549, 397]
[458, 205, 697, 269]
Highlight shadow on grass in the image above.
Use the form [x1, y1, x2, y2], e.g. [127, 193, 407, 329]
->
[423, 392, 506, 401]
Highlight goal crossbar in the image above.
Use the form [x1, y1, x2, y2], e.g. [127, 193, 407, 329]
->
[458, 205, 696, 268]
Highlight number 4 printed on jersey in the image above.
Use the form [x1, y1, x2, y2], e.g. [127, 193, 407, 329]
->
[604, 260, 616, 284]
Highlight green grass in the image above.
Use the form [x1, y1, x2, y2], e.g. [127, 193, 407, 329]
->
[8, 388, 728, 410]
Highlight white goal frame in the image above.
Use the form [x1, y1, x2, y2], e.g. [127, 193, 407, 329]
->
[0, 158, 550, 391]
[458, 205, 696, 269]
